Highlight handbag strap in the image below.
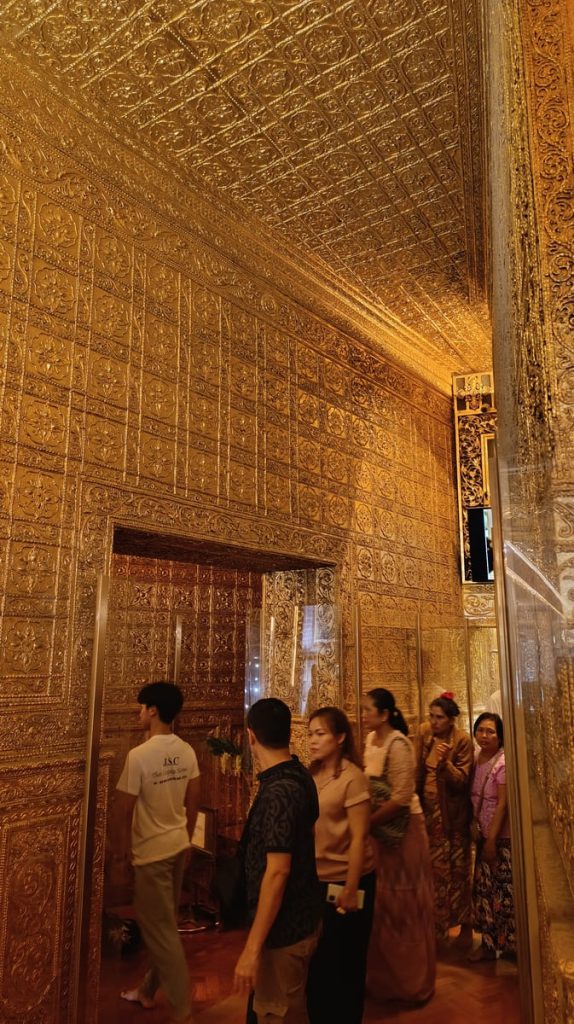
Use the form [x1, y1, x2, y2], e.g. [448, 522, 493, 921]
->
[474, 750, 503, 819]
[378, 732, 405, 780]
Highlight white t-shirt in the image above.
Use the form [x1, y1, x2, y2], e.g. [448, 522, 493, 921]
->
[117, 733, 200, 866]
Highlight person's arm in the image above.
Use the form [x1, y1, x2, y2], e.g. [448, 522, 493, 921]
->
[438, 735, 473, 788]
[339, 799, 370, 911]
[105, 786, 137, 884]
[413, 726, 426, 795]
[233, 852, 291, 992]
[185, 777, 201, 842]
[107, 789, 137, 872]
[482, 782, 508, 865]
[370, 796, 405, 826]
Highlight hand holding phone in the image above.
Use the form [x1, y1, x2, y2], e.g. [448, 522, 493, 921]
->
[326, 883, 365, 911]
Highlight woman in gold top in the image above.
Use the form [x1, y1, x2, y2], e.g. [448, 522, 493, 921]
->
[415, 692, 474, 942]
[306, 706, 376, 1024]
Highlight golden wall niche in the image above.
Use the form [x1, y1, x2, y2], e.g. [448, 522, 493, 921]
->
[453, 371, 497, 582]
[488, 0, 574, 1018]
[104, 554, 262, 799]
[0, 59, 464, 1023]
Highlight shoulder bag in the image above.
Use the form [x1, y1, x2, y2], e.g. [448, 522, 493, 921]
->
[369, 734, 411, 847]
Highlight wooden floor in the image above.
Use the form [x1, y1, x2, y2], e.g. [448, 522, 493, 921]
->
[98, 927, 520, 1024]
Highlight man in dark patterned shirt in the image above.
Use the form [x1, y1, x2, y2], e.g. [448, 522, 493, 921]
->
[234, 698, 322, 1023]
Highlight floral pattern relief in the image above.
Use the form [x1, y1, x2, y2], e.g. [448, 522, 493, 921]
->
[0, 33, 479, 1024]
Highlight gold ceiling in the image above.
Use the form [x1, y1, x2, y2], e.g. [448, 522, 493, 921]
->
[0, 0, 492, 387]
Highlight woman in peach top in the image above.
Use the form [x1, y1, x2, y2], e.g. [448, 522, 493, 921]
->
[306, 706, 376, 1024]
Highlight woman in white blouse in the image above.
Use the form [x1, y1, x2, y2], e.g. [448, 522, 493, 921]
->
[363, 688, 436, 1005]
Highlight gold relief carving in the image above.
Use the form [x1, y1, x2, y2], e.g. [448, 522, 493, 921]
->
[84, 414, 124, 469]
[141, 374, 176, 424]
[229, 462, 256, 504]
[146, 315, 178, 369]
[189, 451, 219, 496]
[463, 583, 496, 620]
[298, 485, 322, 523]
[87, 353, 128, 405]
[147, 260, 179, 308]
[0, 616, 52, 675]
[7, 541, 58, 597]
[12, 468, 64, 523]
[92, 288, 130, 341]
[0, 238, 14, 291]
[266, 474, 291, 515]
[36, 198, 78, 250]
[230, 410, 256, 451]
[31, 260, 76, 318]
[457, 409, 498, 508]
[190, 396, 220, 439]
[229, 356, 256, 398]
[25, 327, 72, 384]
[0, 758, 84, 1022]
[0, 819, 66, 1016]
[297, 440, 320, 474]
[95, 230, 131, 279]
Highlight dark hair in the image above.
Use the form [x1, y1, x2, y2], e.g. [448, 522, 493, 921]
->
[367, 688, 409, 736]
[430, 693, 461, 719]
[473, 712, 504, 746]
[137, 681, 183, 724]
[247, 698, 291, 749]
[308, 706, 362, 770]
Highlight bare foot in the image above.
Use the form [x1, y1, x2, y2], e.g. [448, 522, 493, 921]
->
[120, 988, 155, 1009]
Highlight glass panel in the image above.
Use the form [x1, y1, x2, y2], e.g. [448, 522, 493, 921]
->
[244, 607, 263, 711]
[489, 443, 550, 1022]
[250, 602, 342, 717]
[466, 623, 500, 723]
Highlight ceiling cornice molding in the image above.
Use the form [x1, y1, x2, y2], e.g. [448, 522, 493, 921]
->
[0, 45, 465, 395]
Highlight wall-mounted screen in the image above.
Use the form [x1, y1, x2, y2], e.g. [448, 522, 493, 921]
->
[468, 506, 494, 582]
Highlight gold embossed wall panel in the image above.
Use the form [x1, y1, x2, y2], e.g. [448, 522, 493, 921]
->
[0, 0, 491, 374]
[0, 759, 86, 1024]
[0, 74, 463, 758]
[0, 56, 465, 1023]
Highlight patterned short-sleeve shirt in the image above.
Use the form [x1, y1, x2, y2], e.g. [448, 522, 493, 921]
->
[244, 755, 322, 949]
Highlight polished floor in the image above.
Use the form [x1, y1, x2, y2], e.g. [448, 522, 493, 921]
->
[98, 926, 520, 1024]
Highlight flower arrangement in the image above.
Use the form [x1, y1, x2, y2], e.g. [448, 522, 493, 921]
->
[206, 732, 243, 775]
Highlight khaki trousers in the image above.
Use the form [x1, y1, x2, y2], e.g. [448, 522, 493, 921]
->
[253, 929, 319, 1024]
[134, 849, 191, 1021]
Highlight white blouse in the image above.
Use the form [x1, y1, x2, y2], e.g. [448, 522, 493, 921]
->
[364, 731, 422, 815]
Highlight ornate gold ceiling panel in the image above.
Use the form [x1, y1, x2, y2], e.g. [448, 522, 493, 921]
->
[0, 0, 492, 384]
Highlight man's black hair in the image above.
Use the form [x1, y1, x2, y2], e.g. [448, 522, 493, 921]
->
[247, 698, 291, 749]
[137, 681, 183, 724]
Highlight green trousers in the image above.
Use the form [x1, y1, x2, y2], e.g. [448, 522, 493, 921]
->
[134, 849, 191, 1021]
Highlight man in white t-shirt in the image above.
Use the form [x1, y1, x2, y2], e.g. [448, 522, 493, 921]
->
[111, 681, 200, 1024]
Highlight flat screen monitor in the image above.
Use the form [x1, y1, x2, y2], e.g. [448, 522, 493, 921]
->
[468, 506, 494, 582]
